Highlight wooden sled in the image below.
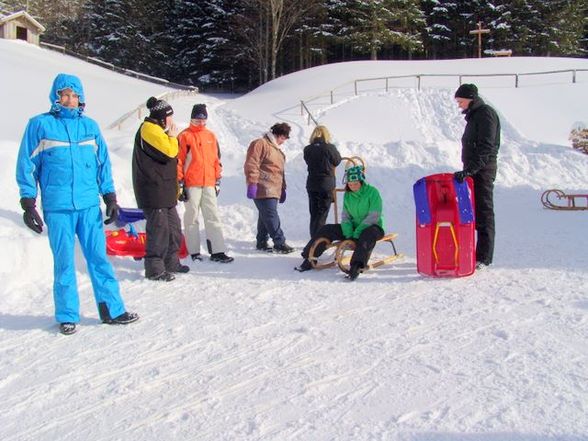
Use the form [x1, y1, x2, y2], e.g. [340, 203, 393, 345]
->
[541, 189, 588, 211]
[308, 233, 404, 274]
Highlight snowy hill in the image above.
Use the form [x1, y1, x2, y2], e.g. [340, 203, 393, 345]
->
[1, 39, 587, 441]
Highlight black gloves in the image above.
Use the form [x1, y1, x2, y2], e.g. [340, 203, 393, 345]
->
[103, 192, 119, 225]
[454, 170, 470, 183]
[178, 181, 189, 202]
[20, 197, 43, 234]
[215, 180, 221, 197]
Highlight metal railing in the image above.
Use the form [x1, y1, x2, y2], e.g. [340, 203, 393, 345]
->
[300, 68, 588, 126]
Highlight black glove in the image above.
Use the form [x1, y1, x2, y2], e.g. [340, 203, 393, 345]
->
[103, 192, 119, 225]
[178, 181, 189, 202]
[454, 170, 470, 183]
[215, 180, 221, 197]
[20, 197, 43, 234]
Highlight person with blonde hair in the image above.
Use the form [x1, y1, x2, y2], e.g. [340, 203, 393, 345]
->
[303, 125, 342, 237]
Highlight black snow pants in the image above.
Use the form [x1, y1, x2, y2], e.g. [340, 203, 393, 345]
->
[473, 166, 497, 265]
[143, 207, 182, 278]
[302, 223, 384, 268]
[307, 190, 334, 238]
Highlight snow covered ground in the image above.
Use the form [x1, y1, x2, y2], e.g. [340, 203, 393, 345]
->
[0, 39, 587, 441]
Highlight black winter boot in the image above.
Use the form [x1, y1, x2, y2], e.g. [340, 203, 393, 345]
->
[59, 322, 77, 335]
[103, 311, 140, 325]
[273, 243, 294, 254]
[210, 253, 234, 263]
[148, 271, 175, 282]
[295, 259, 313, 272]
[256, 241, 272, 252]
[348, 263, 362, 281]
[169, 264, 190, 273]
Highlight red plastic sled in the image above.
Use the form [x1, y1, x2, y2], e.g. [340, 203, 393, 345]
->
[413, 173, 476, 277]
[106, 229, 188, 259]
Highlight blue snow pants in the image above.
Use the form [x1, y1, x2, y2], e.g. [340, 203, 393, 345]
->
[44, 205, 125, 323]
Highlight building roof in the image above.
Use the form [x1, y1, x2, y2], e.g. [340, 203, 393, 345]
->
[0, 10, 46, 32]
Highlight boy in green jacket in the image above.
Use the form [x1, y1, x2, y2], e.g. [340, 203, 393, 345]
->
[296, 165, 384, 280]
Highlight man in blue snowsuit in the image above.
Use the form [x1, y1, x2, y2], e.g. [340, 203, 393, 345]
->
[16, 73, 139, 335]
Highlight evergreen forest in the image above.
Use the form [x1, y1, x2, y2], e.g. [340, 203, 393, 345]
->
[2, 0, 586, 91]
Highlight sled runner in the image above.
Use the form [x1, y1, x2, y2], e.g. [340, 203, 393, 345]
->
[413, 173, 476, 278]
[541, 189, 588, 211]
[307, 233, 404, 274]
[105, 208, 189, 259]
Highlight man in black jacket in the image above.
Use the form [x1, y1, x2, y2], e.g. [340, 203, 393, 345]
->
[453, 84, 500, 269]
[132, 97, 189, 281]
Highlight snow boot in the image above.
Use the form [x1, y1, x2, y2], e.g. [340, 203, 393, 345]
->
[148, 271, 175, 282]
[191, 253, 203, 261]
[476, 261, 490, 270]
[59, 322, 77, 335]
[347, 262, 362, 281]
[210, 253, 234, 263]
[103, 311, 140, 325]
[273, 243, 294, 254]
[256, 241, 273, 252]
[294, 259, 313, 272]
[170, 264, 190, 273]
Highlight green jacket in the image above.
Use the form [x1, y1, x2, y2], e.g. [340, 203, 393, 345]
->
[341, 183, 384, 239]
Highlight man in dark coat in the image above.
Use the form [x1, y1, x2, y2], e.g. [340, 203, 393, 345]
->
[453, 83, 500, 269]
[132, 97, 189, 281]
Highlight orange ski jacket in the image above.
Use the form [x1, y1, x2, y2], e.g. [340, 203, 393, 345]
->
[177, 124, 221, 187]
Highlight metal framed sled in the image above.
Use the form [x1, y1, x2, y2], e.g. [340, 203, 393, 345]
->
[541, 189, 588, 211]
[308, 233, 404, 275]
[105, 208, 188, 259]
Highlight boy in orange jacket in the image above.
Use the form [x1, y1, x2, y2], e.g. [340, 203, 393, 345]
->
[177, 104, 233, 263]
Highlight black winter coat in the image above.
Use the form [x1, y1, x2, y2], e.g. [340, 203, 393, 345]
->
[132, 119, 178, 209]
[303, 139, 342, 193]
[461, 97, 501, 175]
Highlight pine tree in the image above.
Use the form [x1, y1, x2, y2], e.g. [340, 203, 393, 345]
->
[536, 0, 587, 55]
[422, 0, 459, 58]
[345, 0, 424, 60]
[76, 0, 135, 65]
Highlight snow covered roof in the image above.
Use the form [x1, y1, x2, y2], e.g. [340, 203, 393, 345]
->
[0, 10, 45, 32]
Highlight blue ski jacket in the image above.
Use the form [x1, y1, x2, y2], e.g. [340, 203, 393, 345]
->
[16, 73, 115, 211]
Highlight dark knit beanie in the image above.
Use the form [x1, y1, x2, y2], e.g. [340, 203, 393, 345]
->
[454, 83, 478, 99]
[191, 103, 208, 119]
[146, 96, 173, 120]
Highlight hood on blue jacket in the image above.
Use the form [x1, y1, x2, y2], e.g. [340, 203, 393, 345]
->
[49, 73, 86, 107]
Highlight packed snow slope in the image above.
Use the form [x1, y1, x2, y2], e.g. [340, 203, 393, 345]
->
[0, 39, 587, 441]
